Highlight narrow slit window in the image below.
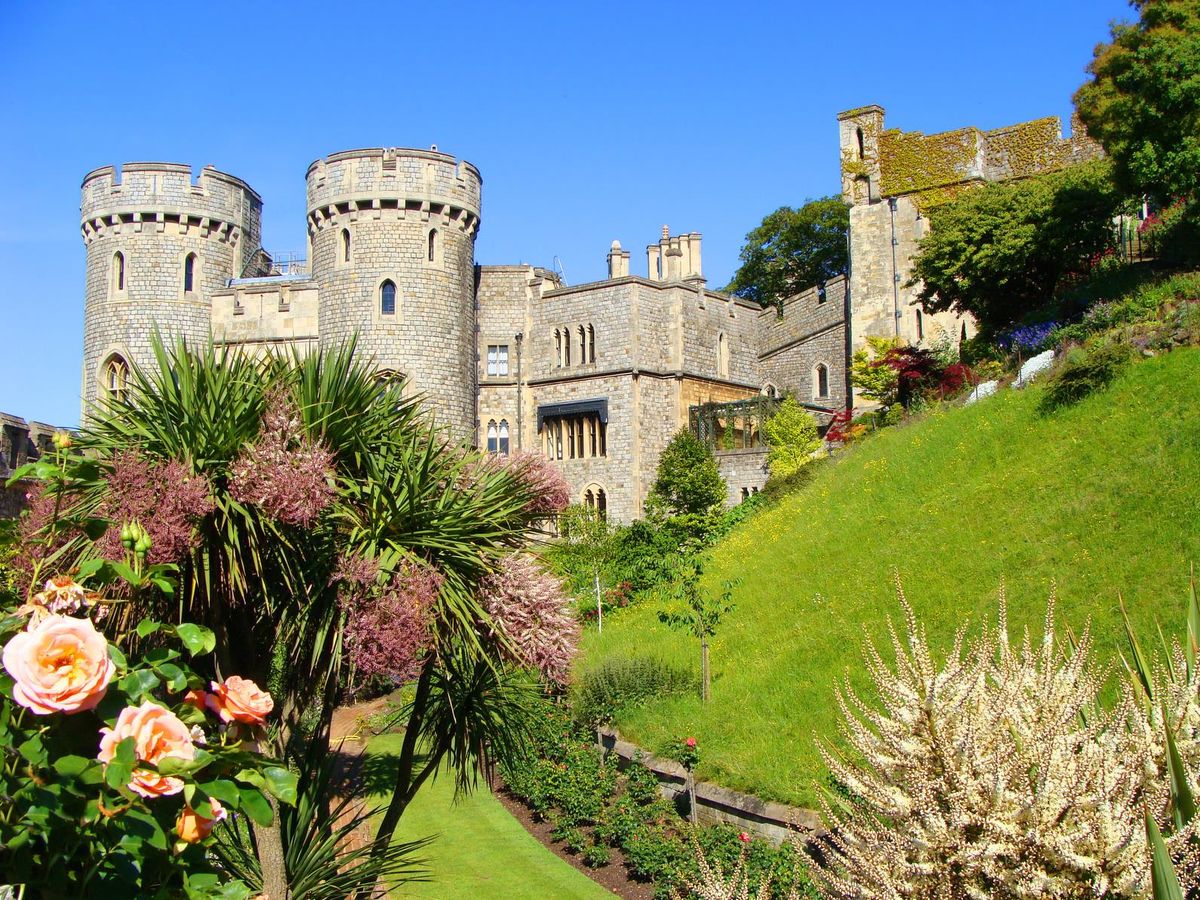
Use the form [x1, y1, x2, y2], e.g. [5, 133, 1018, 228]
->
[563, 327, 571, 366]
[113, 252, 126, 293]
[587, 324, 595, 363]
[428, 229, 437, 262]
[554, 330, 562, 367]
[380, 280, 396, 316]
[183, 254, 196, 293]
[915, 309, 924, 341]
[341, 229, 351, 264]
[596, 489, 607, 520]
[578, 326, 586, 364]
[856, 126, 865, 160]
[486, 420, 498, 454]
[816, 363, 829, 399]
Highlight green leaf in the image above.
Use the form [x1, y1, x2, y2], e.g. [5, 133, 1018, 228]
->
[263, 766, 298, 805]
[234, 768, 266, 790]
[119, 669, 160, 700]
[18, 733, 47, 767]
[1119, 594, 1154, 703]
[124, 807, 168, 851]
[135, 618, 162, 638]
[157, 662, 188, 693]
[1163, 707, 1197, 830]
[77, 557, 106, 579]
[1147, 812, 1184, 900]
[175, 623, 216, 657]
[104, 737, 136, 791]
[158, 747, 214, 776]
[107, 642, 128, 669]
[198, 778, 242, 808]
[238, 787, 274, 827]
[52, 755, 94, 778]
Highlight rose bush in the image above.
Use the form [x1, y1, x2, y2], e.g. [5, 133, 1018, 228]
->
[0, 569, 296, 898]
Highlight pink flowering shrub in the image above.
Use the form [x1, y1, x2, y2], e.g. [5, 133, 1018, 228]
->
[95, 452, 214, 566]
[459, 451, 571, 518]
[342, 561, 442, 685]
[480, 554, 579, 684]
[506, 451, 571, 516]
[228, 387, 335, 528]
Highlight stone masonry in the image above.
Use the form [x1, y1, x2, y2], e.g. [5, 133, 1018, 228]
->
[76, 105, 1099, 522]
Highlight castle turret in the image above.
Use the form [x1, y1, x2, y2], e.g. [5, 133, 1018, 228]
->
[80, 163, 262, 416]
[306, 147, 481, 435]
[837, 105, 884, 206]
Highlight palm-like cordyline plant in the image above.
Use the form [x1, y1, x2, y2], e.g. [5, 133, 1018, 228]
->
[35, 334, 565, 897]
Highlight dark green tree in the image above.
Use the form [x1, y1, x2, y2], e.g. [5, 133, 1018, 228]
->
[647, 428, 726, 517]
[1074, 0, 1200, 203]
[909, 160, 1123, 332]
[724, 197, 849, 308]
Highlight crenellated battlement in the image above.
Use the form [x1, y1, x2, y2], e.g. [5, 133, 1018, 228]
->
[80, 162, 262, 247]
[305, 148, 481, 237]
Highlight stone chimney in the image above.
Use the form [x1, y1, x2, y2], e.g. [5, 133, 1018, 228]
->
[607, 239, 630, 278]
[646, 226, 703, 283]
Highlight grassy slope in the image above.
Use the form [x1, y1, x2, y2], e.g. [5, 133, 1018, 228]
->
[367, 734, 610, 900]
[580, 348, 1200, 809]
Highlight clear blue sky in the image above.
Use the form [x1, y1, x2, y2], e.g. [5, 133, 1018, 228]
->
[0, 0, 1132, 427]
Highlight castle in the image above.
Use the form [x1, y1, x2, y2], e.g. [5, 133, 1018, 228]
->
[75, 106, 1097, 523]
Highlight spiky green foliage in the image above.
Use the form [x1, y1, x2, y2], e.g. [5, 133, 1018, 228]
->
[32, 335, 556, 891]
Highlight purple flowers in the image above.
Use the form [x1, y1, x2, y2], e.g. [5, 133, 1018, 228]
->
[98, 451, 214, 565]
[342, 561, 441, 685]
[998, 321, 1057, 353]
[479, 554, 579, 685]
[228, 388, 335, 528]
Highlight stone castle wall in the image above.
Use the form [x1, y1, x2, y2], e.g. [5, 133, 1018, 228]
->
[211, 277, 320, 357]
[0, 415, 58, 518]
[307, 148, 482, 436]
[757, 276, 848, 409]
[835, 104, 1100, 363]
[80, 163, 262, 413]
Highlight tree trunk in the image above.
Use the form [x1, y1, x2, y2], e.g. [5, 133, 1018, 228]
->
[701, 638, 710, 703]
[595, 572, 602, 634]
[253, 796, 290, 900]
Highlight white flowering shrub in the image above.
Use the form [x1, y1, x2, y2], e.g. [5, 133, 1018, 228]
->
[817, 584, 1199, 899]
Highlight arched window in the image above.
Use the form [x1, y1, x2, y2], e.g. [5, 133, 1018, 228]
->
[380, 280, 396, 316]
[112, 252, 126, 294]
[563, 327, 571, 366]
[183, 253, 196, 293]
[341, 228, 351, 264]
[961, 321, 968, 343]
[596, 488, 607, 520]
[587, 324, 595, 363]
[915, 309, 924, 341]
[499, 419, 510, 454]
[103, 355, 129, 403]
[717, 333, 729, 378]
[584, 488, 595, 509]
[427, 229, 437, 263]
[856, 126, 865, 160]
[817, 283, 827, 304]
[762, 383, 778, 399]
[578, 326, 586, 363]
[554, 329, 562, 367]
[815, 363, 829, 400]
[486, 420, 498, 453]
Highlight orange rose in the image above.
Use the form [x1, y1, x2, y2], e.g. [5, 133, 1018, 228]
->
[207, 676, 274, 725]
[176, 798, 227, 843]
[182, 688, 208, 711]
[2, 614, 114, 714]
[98, 701, 196, 798]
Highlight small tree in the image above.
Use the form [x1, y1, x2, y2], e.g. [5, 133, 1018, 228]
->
[648, 429, 726, 517]
[725, 198, 849, 309]
[558, 504, 616, 633]
[658, 548, 737, 703]
[761, 398, 822, 481]
[850, 336, 903, 405]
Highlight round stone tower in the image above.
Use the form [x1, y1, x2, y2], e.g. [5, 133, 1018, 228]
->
[80, 162, 262, 415]
[306, 147, 482, 435]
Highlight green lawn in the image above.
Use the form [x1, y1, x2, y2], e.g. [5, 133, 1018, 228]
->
[580, 348, 1200, 809]
[366, 734, 612, 899]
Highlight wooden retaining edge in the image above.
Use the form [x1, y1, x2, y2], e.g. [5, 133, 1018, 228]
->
[597, 727, 824, 846]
